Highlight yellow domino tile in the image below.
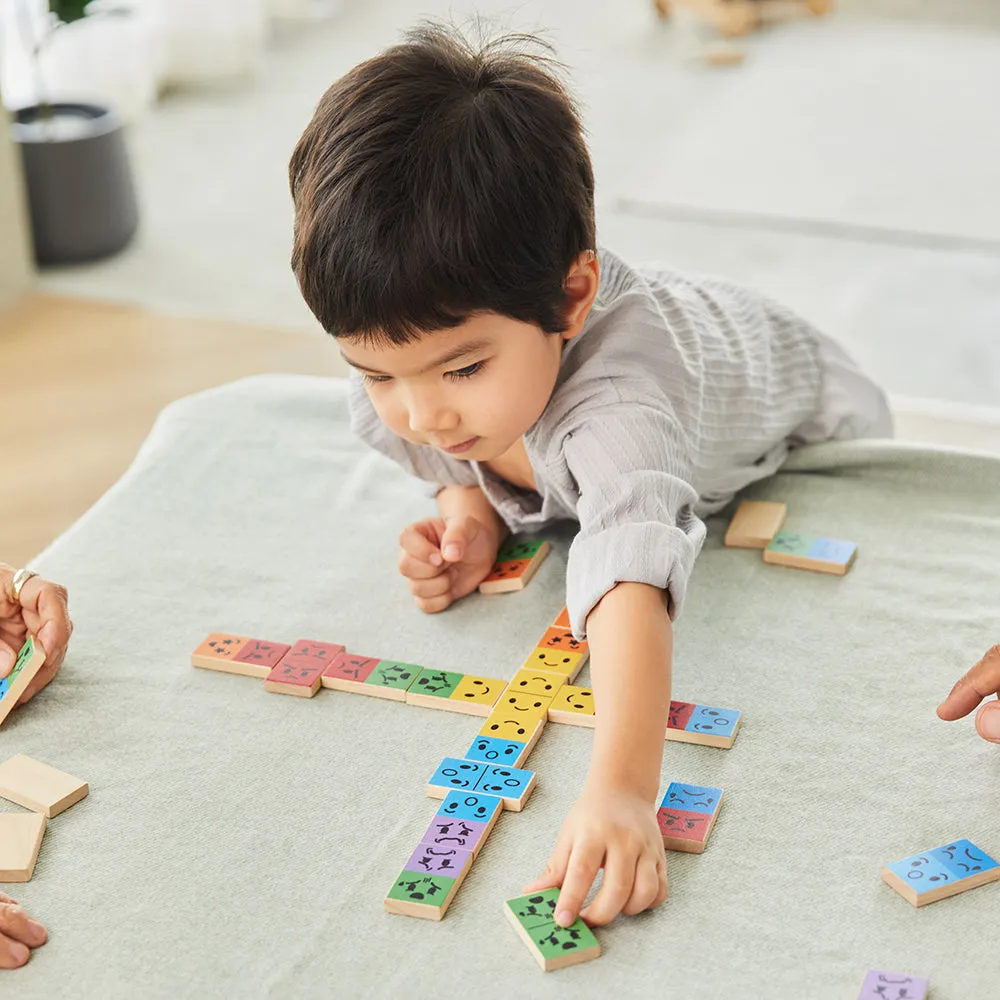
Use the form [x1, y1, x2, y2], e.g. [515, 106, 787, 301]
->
[520, 647, 584, 682]
[479, 709, 546, 741]
[447, 675, 506, 716]
[506, 669, 567, 698]
[547, 685, 596, 727]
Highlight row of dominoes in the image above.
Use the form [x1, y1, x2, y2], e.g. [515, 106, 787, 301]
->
[725, 500, 858, 576]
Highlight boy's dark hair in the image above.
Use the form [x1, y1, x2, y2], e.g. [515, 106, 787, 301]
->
[289, 22, 595, 343]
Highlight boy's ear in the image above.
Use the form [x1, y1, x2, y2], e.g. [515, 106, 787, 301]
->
[560, 250, 600, 341]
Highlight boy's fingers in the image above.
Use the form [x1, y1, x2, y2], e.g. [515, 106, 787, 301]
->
[0, 901, 47, 947]
[555, 844, 603, 927]
[408, 576, 451, 600]
[0, 937, 31, 969]
[580, 850, 636, 927]
[398, 551, 445, 581]
[622, 855, 665, 916]
[398, 523, 445, 567]
[937, 645, 1000, 720]
[440, 519, 473, 563]
[975, 701, 1000, 744]
[414, 594, 452, 614]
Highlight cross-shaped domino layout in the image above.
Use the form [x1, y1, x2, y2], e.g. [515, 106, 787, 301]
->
[189, 536, 745, 969]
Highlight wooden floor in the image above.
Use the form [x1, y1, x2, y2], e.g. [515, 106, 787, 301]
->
[0, 294, 343, 566]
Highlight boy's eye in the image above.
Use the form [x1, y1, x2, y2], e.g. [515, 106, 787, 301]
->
[359, 372, 392, 385]
[446, 361, 485, 381]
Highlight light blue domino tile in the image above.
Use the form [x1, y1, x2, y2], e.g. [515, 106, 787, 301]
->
[930, 840, 999, 880]
[428, 758, 486, 794]
[474, 764, 535, 802]
[464, 735, 529, 766]
[684, 704, 740, 738]
[886, 853, 961, 894]
[660, 782, 723, 816]
[435, 790, 503, 825]
[806, 537, 857, 564]
[0, 677, 8, 700]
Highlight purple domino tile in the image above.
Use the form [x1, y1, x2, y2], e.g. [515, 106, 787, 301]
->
[420, 814, 490, 856]
[857, 969, 928, 1000]
[404, 842, 473, 877]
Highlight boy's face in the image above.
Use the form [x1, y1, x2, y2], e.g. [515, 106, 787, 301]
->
[340, 312, 569, 463]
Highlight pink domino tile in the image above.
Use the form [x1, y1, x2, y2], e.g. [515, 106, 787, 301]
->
[322, 652, 379, 684]
[234, 639, 290, 669]
[282, 639, 345, 673]
[667, 700, 696, 731]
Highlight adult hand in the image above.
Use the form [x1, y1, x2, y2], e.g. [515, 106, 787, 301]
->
[0, 564, 72, 704]
[0, 893, 48, 969]
[937, 645, 1000, 744]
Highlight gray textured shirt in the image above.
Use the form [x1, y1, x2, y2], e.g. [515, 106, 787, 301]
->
[349, 247, 825, 637]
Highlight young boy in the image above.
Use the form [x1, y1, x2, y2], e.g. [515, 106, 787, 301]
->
[288, 24, 892, 930]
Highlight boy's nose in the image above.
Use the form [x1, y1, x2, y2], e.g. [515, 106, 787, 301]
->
[407, 399, 458, 435]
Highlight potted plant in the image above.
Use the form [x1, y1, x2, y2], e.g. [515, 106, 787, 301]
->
[9, 0, 139, 265]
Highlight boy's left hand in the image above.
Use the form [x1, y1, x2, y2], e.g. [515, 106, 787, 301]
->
[522, 782, 668, 927]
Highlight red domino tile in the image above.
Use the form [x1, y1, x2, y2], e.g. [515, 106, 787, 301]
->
[322, 652, 379, 683]
[667, 700, 696, 730]
[283, 640, 345, 672]
[265, 657, 325, 687]
[234, 639, 291, 669]
[657, 807, 711, 844]
[538, 627, 588, 656]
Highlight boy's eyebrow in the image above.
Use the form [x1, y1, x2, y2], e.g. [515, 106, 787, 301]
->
[341, 338, 494, 377]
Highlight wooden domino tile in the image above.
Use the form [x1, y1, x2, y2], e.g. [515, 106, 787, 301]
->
[506, 669, 566, 698]
[0, 755, 89, 818]
[447, 674, 506, 716]
[479, 538, 550, 594]
[427, 757, 536, 812]
[0, 636, 46, 728]
[404, 667, 464, 709]
[263, 648, 323, 698]
[190, 633, 252, 674]
[547, 685, 596, 728]
[857, 970, 928, 1000]
[504, 889, 601, 972]
[384, 859, 473, 920]
[537, 627, 589, 666]
[358, 660, 422, 701]
[724, 500, 787, 549]
[0, 812, 47, 882]
[405, 668, 505, 716]
[881, 839, 1000, 907]
[763, 530, 858, 576]
[657, 782, 723, 853]
[666, 700, 742, 749]
[520, 647, 585, 682]
[320, 652, 381, 693]
[552, 606, 570, 629]
[423, 790, 503, 858]
[465, 718, 545, 768]
[479, 707, 546, 743]
[229, 638, 291, 680]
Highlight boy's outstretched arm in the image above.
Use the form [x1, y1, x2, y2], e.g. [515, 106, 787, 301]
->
[524, 581, 671, 926]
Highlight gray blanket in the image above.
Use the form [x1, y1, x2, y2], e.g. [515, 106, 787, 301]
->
[6, 375, 1000, 999]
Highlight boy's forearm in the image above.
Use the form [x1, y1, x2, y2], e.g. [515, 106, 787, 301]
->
[585, 582, 672, 802]
[436, 485, 507, 543]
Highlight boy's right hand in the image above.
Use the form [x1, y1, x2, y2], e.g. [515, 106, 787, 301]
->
[0, 893, 47, 969]
[398, 515, 500, 613]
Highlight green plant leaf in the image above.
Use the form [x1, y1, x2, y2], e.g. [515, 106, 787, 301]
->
[49, 0, 92, 24]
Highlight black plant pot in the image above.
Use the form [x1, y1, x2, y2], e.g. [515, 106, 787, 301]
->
[12, 101, 139, 266]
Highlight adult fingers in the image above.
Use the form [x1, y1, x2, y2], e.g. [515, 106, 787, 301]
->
[18, 660, 60, 705]
[0, 636, 16, 680]
[937, 645, 1000, 720]
[621, 854, 665, 916]
[28, 579, 71, 673]
[974, 700, 1000, 744]
[554, 843, 603, 927]
[580, 848, 635, 927]
[0, 900, 47, 968]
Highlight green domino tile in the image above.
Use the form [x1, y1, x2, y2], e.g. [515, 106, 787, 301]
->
[765, 531, 813, 556]
[365, 661, 422, 692]
[497, 537, 546, 562]
[8, 636, 36, 684]
[386, 870, 456, 909]
[409, 668, 464, 699]
[506, 889, 559, 929]
[531, 920, 600, 960]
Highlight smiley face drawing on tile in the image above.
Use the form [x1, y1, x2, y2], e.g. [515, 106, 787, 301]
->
[501, 691, 552, 717]
[557, 687, 594, 713]
[479, 713, 537, 739]
[524, 648, 583, 678]
[508, 669, 565, 697]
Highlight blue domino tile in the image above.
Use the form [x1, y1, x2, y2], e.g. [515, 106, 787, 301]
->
[436, 790, 503, 825]
[474, 764, 535, 799]
[659, 782, 723, 816]
[886, 853, 961, 894]
[428, 758, 487, 793]
[464, 735, 529, 766]
[806, 537, 857, 564]
[0, 677, 8, 700]
[685, 704, 740, 738]
[929, 840, 998, 879]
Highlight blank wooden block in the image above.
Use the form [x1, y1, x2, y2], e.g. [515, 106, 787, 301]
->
[666, 700, 742, 749]
[384, 859, 472, 920]
[857, 969, 928, 1000]
[190, 633, 252, 674]
[0, 636, 47, 728]
[547, 685, 596, 728]
[504, 889, 602, 972]
[0, 812, 47, 881]
[479, 539, 550, 594]
[881, 839, 1000, 907]
[0, 755, 89, 817]
[724, 500, 787, 549]
[763, 531, 858, 575]
[657, 782, 724, 853]
[520, 647, 585, 682]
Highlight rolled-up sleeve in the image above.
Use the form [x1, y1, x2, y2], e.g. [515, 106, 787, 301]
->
[561, 406, 707, 638]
